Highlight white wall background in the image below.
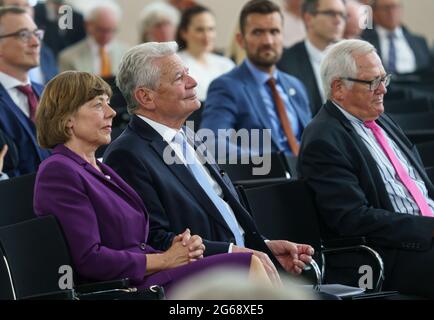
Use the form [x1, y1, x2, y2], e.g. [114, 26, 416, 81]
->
[68, 0, 434, 50]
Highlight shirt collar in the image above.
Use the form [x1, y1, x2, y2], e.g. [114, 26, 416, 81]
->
[137, 115, 183, 143]
[0, 71, 30, 90]
[304, 39, 326, 64]
[376, 25, 404, 39]
[331, 100, 365, 125]
[245, 58, 278, 85]
[87, 36, 112, 53]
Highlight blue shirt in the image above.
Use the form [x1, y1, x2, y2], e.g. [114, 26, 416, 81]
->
[245, 59, 301, 156]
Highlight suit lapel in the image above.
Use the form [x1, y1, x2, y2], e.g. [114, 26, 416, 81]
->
[277, 71, 307, 129]
[239, 63, 281, 149]
[325, 102, 395, 210]
[130, 117, 232, 231]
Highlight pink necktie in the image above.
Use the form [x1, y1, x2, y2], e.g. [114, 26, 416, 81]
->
[16, 85, 38, 122]
[364, 120, 433, 217]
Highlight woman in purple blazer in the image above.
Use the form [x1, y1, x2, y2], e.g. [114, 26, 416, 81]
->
[33, 71, 271, 293]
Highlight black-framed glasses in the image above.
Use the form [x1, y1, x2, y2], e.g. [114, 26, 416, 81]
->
[0, 29, 44, 42]
[313, 10, 348, 20]
[341, 74, 392, 91]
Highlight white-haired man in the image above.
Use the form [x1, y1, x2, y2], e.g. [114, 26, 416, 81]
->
[103, 41, 315, 286]
[58, 2, 127, 78]
[298, 39, 434, 298]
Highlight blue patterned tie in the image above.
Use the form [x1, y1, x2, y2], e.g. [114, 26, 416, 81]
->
[173, 132, 245, 246]
[387, 32, 397, 73]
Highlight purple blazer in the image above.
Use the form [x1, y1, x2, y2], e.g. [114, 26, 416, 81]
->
[33, 145, 252, 290]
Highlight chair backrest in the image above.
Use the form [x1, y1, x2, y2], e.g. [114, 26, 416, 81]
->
[0, 173, 36, 227]
[238, 180, 322, 252]
[219, 152, 290, 183]
[0, 216, 73, 299]
[384, 98, 432, 114]
[416, 141, 434, 168]
[389, 112, 434, 131]
[426, 167, 434, 184]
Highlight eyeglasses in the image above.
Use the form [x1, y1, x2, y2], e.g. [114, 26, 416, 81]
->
[0, 29, 44, 42]
[341, 74, 392, 91]
[313, 10, 348, 20]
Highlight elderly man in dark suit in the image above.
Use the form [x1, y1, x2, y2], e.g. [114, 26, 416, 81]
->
[298, 39, 434, 298]
[0, 6, 50, 177]
[104, 40, 315, 285]
[361, 0, 431, 75]
[277, 0, 346, 115]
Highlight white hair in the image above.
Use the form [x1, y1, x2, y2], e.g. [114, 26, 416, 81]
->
[84, 1, 122, 22]
[116, 41, 179, 114]
[139, 2, 180, 42]
[320, 39, 376, 99]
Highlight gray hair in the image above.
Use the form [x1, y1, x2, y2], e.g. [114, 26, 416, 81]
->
[139, 2, 180, 43]
[116, 41, 178, 114]
[320, 39, 376, 99]
[84, 1, 122, 22]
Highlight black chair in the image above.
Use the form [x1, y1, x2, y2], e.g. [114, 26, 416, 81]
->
[0, 173, 36, 226]
[416, 141, 434, 168]
[389, 113, 434, 144]
[219, 152, 291, 188]
[0, 216, 164, 300]
[389, 112, 434, 131]
[385, 98, 432, 114]
[237, 180, 387, 294]
[426, 167, 434, 184]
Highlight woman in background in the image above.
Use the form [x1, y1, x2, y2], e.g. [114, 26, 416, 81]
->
[177, 6, 235, 102]
[33, 71, 271, 294]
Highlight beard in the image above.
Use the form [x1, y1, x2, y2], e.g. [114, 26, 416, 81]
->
[246, 45, 282, 69]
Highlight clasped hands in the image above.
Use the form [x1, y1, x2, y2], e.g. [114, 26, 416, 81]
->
[162, 229, 205, 269]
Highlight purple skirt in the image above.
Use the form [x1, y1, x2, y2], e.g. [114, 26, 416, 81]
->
[140, 252, 253, 292]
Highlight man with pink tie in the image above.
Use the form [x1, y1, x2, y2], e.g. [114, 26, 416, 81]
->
[298, 39, 434, 298]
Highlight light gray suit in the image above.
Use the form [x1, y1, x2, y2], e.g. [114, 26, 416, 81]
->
[58, 38, 128, 76]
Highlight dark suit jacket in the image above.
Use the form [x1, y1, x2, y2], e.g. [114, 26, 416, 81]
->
[40, 45, 58, 84]
[0, 82, 50, 177]
[298, 101, 434, 271]
[277, 41, 323, 115]
[104, 116, 274, 260]
[202, 60, 311, 157]
[34, 3, 86, 57]
[361, 26, 432, 74]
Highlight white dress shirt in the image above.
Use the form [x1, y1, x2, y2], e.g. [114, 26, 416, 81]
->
[0, 71, 32, 118]
[304, 39, 326, 104]
[87, 37, 113, 76]
[137, 115, 245, 251]
[376, 26, 416, 74]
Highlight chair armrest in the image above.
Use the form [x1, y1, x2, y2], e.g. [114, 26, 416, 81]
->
[322, 237, 366, 248]
[232, 178, 289, 189]
[78, 285, 165, 300]
[322, 245, 385, 292]
[75, 278, 130, 294]
[22, 289, 76, 300]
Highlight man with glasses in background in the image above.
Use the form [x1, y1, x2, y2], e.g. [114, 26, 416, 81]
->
[0, 6, 50, 177]
[298, 39, 434, 298]
[58, 2, 127, 79]
[277, 0, 346, 115]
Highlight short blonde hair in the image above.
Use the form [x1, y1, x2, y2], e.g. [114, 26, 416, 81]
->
[36, 71, 112, 149]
